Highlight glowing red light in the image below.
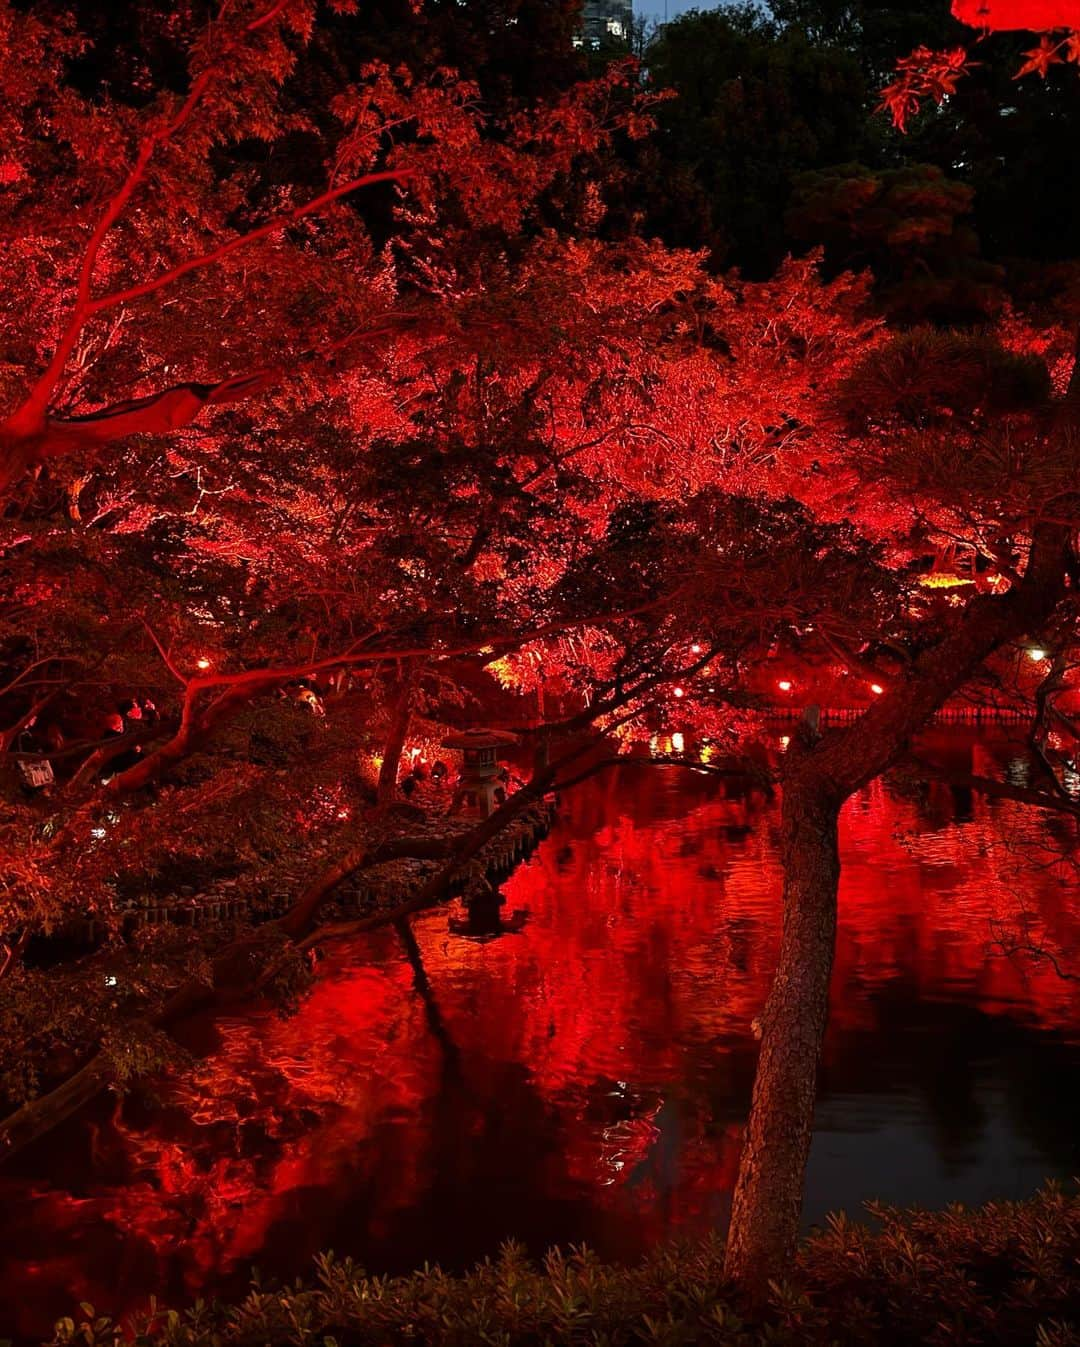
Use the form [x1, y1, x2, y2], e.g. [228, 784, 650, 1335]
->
[871, 683, 884, 695]
[777, 680, 793, 692]
[953, 0, 1078, 31]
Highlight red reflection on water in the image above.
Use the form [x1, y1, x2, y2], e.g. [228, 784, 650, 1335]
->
[1, 733, 1078, 1341]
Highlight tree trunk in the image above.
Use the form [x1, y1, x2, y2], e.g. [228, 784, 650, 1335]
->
[107, 679, 275, 793]
[377, 660, 420, 807]
[723, 518, 1073, 1302]
[723, 770, 840, 1303]
[0, 929, 31, 984]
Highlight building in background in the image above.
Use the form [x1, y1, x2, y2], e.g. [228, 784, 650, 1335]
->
[580, 0, 633, 49]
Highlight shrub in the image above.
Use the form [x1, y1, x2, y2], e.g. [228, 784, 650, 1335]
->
[46, 1185, 1079, 1347]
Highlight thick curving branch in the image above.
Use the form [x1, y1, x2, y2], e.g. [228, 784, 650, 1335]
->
[4, 0, 300, 432]
[0, 0, 409, 492]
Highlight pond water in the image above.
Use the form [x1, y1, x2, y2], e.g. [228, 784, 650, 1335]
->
[2, 731, 1080, 1340]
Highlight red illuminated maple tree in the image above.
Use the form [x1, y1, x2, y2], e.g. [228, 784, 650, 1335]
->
[0, 0, 680, 1116]
[2, 0, 1080, 1322]
[722, 2, 1080, 1300]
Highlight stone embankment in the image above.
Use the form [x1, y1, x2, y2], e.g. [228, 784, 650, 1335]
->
[764, 705, 1032, 724]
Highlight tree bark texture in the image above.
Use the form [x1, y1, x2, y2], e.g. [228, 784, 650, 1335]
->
[724, 773, 840, 1300]
[377, 660, 421, 807]
[723, 519, 1073, 1302]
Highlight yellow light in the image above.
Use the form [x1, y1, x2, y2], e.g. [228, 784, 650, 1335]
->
[777, 680, 792, 692]
[671, 732, 685, 753]
[196, 656, 211, 670]
[484, 654, 522, 690]
[690, 643, 703, 654]
[1029, 648, 1047, 662]
[871, 683, 884, 695]
[780, 735, 791, 750]
[918, 573, 970, 589]
[673, 686, 686, 699]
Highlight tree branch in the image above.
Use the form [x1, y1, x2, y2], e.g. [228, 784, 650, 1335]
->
[86, 169, 413, 317]
[0, 0, 361, 463]
[139, 618, 189, 687]
[905, 756, 1080, 819]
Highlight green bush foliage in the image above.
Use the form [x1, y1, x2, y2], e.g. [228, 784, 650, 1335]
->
[45, 1185, 1079, 1347]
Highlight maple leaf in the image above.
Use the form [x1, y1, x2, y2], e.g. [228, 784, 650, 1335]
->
[1015, 33, 1066, 76]
[878, 46, 976, 128]
[879, 82, 922, 132]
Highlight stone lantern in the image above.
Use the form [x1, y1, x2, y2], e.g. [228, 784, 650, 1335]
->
[441, 728, 520, 818]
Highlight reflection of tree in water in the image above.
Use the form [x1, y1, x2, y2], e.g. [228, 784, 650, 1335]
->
[818, 993, 1080, 1176]
[994, 1025, 1080, 1170]
[447, 886, 528, 942]
[395, 919, 461, 1073]
[383, 1056, 649, 1273]
[3, 743, 1080, 1335]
